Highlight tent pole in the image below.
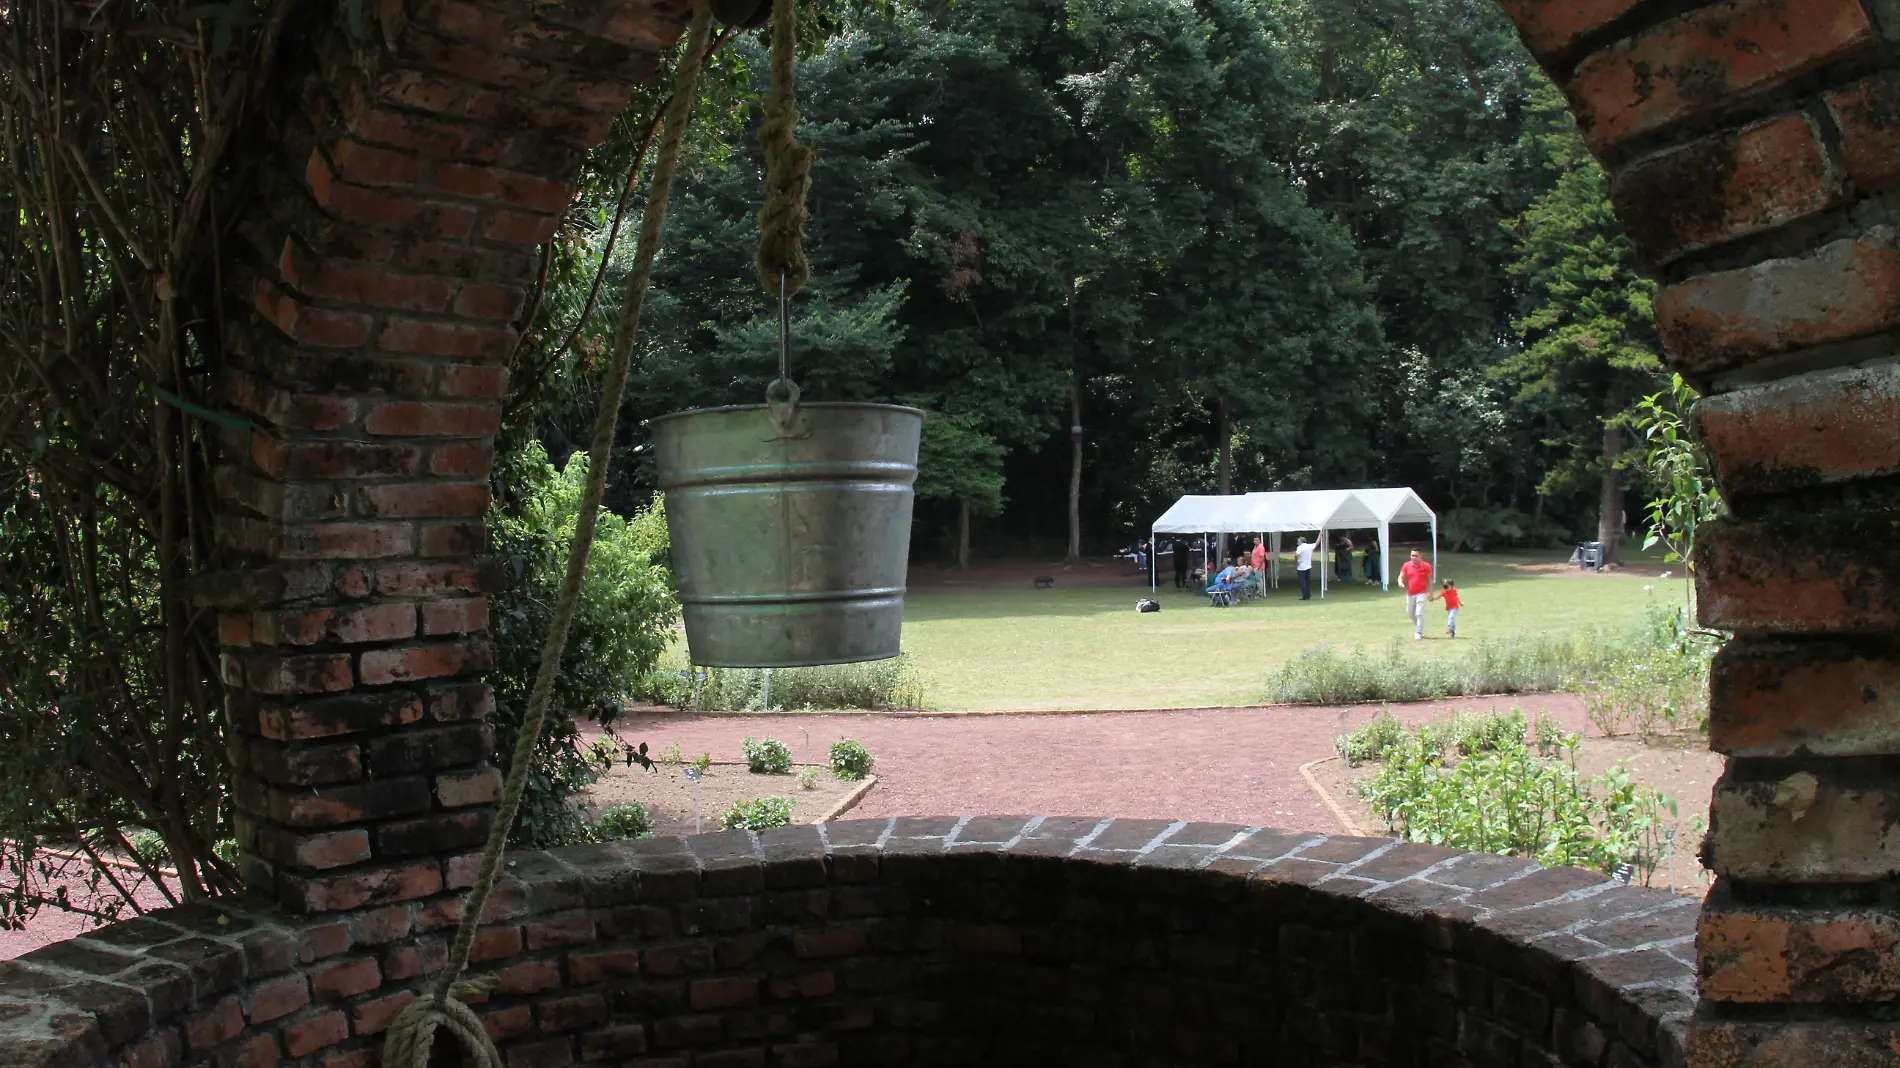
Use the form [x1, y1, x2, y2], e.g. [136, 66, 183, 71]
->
[1320, 527, 1327, 599]
[1150, 527, 1156, 592]
[1380, 522, 1391, 591]
[1432, 518, 1439, 582]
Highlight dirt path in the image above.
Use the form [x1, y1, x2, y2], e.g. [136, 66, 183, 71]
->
[589, 694, 1592, 832]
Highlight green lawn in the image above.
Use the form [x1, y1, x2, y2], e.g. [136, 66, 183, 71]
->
[899, 544, 1678, 711]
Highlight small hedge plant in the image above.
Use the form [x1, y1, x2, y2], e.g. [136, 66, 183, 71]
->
[829, 739, 874, 780]
[743, 736, 792, 774]
[594, 801, 654, 841]
[720, 796, 794, 831]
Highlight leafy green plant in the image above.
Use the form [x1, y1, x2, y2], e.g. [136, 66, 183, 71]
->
[798, 767, 820, 791]
[1335, 709, 1407, 766]
[1633, 373, 1724, 610]
[656, 741, 685, 765]
[1353, 713, 1677, 883]
[719, 797, 795, 832]
[594, 802, 655, 841]
[1581, 600, 1716, 738]
[488, 442, 675, 847]
[829, 739, 875, 781]
[125, 829, 171, 868]
[743, 737, 793, 774]
[691, 752, 713, 775]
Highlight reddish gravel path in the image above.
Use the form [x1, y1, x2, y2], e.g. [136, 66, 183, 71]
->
[590, 694, 1588, 832]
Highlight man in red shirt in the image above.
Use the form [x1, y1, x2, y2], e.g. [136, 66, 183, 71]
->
[1399, 549, 1433, 639]
[1250, 538, 1268, 595]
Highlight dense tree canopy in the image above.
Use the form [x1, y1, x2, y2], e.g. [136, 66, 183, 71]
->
[508, 0, 1664, 562]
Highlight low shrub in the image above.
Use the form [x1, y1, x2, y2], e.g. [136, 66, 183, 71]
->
[1335, 709, 1406, 766]
[830, 739, 875, 781]
[743, 737, 793, 774]
[1273, 606, 1716, 740]
[798, 767, 820, 791]
[639, 656, 927, 712]
[124, 828, 170, 867]
[594, 802, 654, 841]
[720, 796, 795, 831]
[1353, 710, 1677, 882]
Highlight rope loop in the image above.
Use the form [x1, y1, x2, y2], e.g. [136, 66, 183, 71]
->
[755, 0, 809, 296]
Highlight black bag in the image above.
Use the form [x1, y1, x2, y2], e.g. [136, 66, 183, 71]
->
[1136, 598, 1160, 613]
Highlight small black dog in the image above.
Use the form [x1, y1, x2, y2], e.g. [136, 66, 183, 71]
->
[1033, 576, 1054, 589]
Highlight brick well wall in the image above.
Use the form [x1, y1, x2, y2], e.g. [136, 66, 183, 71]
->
[0, 818, 1694, 1068]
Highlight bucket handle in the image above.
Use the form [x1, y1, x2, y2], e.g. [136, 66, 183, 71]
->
[765, 376, 803, 440]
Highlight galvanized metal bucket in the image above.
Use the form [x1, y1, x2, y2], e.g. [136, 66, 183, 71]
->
[650, 392, 924, 667]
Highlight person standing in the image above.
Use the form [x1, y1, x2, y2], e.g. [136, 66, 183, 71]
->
[1294, 535, 1319, 600]
[1172, 537, 1191, 589]
[1399, 549, 1433, 638]
[1250, 537, 1268, 593]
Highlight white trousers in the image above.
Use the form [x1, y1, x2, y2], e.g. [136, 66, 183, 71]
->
[1406, 593, 1427, 636]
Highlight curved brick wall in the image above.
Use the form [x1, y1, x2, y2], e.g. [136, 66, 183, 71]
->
[0, 818, 1693, 1068]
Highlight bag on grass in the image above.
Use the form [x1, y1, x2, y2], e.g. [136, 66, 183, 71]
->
[1135, 598, 1160, 613]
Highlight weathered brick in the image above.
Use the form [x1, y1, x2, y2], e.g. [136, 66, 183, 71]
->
[358, 639, 492, 685]
[268, 776, 431, 827]
[356, 905, 414, 945]
[483, 208, 562, 245]
[436, 766, 504, 807]
[362, 400, 503, 438]
[526, 914, 596, 951]
[427, 441, 495, 477]
[1495, 0, 1641, 62]
[253, 603, 416, 647]
[328, 140, 424, 186]
[280, 249, 451, 313]
[1696, 365, 1900, 497]
[350, 990, 417, 1035]
[481, 1003, 535, 1041]
[245, 652, 354, 696]
[1697, 513, 1900, 633]
[420, 519, 488, 556]
[1685, 1016, 1900, 1068]
[310, 955, 381, 1000]
[1611, 113, 1839, 266]
[537, 992, 608, 1032]
[452, 284, 524, 321]
[282, 1008, 349, 1057]
[368, 724, 492, 775]
[246, 972, 311, 1024]
[1656, 229, 1900, 376]
[183, 996, 243, 1050]
[436, 362, 510, 399]
[252, 826, 372, 870]
[689, 975, 759, 1010]
[1708, 766, 1900, 881]
[255, 440, 425, 481]
[356, 481, 490, 519]
[1709, 638, 1900, 757]
[1701, 891, 1900, 1002]
[792, 925, 867, 959]
[420, 596, 489, 635]
[469, 924, 524, 962]
[378, 318, 517, 359]
[567, 948, 640, 986]
[281, 521, 416, 560]
[253, 282, 374, 348]
[376, 808, 494, 857]
[496, 957, 562, 994]
[257, 691, 422, 742]
[1828, 70, 1900, 194]
[432, 163, 572, 213]
[1567, 0, 1873, 150]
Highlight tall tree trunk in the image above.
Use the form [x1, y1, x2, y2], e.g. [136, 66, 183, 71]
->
[1066, 379, 1082, 564]
[1598, 385, 1626, 566]
[1216, 395, 1232, 561]
[957, 498, 971, 571]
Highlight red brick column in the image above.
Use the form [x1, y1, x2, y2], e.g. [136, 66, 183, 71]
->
[1496, 0, 1900, 1062]
[206, 0, 687, 914]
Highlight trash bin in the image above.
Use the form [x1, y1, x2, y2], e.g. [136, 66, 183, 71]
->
[1577, 541, 1603, 571]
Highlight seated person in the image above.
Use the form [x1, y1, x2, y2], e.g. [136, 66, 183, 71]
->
[1205, 560, 1242, 599]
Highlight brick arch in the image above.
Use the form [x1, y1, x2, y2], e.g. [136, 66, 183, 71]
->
[25, 0, 1894, 1065]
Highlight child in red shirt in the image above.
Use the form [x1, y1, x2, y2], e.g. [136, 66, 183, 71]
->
[1428, 579, 1462, 638]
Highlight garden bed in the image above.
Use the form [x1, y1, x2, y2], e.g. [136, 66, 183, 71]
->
[577, 761, 871, 835]
[1307, 717, 1719, 897]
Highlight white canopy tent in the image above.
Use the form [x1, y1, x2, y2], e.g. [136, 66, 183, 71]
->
[1150, 487, 1437, 596]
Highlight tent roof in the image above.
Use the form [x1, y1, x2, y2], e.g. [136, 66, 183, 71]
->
[1152, 487, 1435, 534]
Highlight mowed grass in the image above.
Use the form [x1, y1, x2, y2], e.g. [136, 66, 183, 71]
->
[898, 544, 1674, 711]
